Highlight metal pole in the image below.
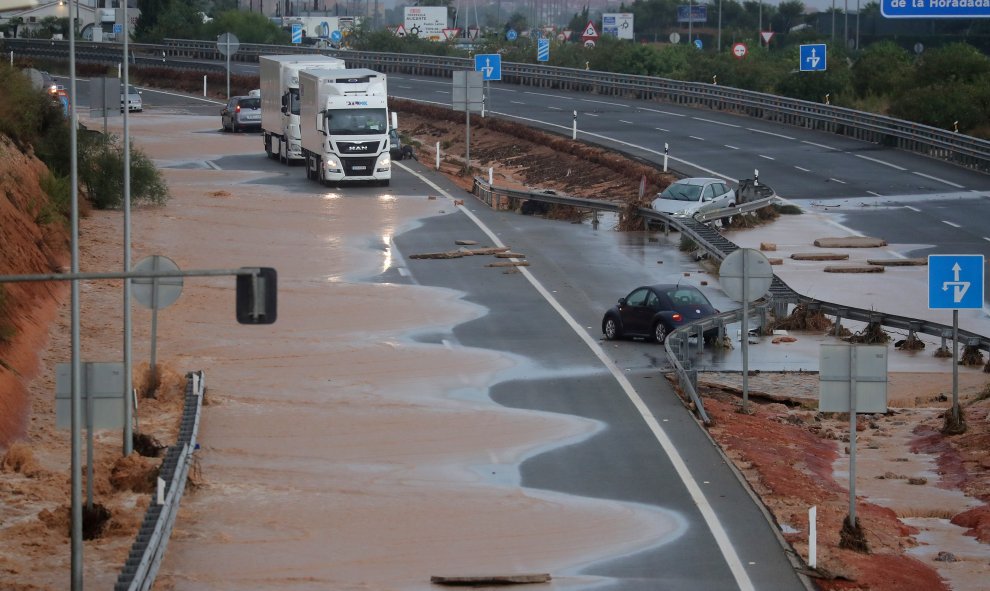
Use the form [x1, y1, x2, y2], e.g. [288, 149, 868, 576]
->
[85, 366, 93, 508]
[149, 257, 160, 391]
[465, 108, 470, 172]
[856, 0, 860, 50]
[758, 1, 762, 43]
[844, 0, 849, 47]
[832, 0, 836, 41]
[849, 344, 858, 524]
[689, 0, 693, 44]
[741, 252, 750, 413]
[718, 0, 722, 52]
[69, 1, 83, 586]
[226, 37, 231, 100]
[123, 0, 134, 456]
[952, 310, 959, 423]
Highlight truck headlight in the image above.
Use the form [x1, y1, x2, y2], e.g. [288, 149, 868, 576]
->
[324, 157, 342, 172]
[376, 153, 391, 172]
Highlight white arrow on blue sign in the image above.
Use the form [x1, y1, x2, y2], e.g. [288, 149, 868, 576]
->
[474, 53, 502, 81]
[799, 44, 827, 72]
[928, 254, 985, 310]
[292, 24, 302, 44]
[331, 30, 342, 43]
[537, 38, 549, 62]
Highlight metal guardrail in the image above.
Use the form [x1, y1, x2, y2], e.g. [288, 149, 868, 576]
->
[4, 37, 989, 172]
[114, 370, 204, 591]
[472, 179, 990, 423]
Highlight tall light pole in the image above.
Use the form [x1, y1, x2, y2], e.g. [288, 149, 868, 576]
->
[832, 0, 836, 41]
[758, 1, 762, 44]
[844, 0, 849, 47]
[718, 0, 722, 52]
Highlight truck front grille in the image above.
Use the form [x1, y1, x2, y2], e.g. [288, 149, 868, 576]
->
[342, 157, 377, 176]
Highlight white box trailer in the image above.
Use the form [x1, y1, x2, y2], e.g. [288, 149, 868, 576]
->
[259, 54, 346, 164]
[299, 68, 394, 187]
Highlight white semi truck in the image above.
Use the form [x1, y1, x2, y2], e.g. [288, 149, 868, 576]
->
[299, 68, 394, 187]
[260, 54, 346, 164]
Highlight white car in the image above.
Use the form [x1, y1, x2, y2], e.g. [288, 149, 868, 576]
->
[120, 85, 143, 112]
[651, 177, 735, 215]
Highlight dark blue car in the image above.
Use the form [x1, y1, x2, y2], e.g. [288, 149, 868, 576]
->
[602, 284, 719, 344]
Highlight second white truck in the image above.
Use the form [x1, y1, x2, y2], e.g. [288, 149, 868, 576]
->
[260, 54, 346, 164]
[299, 68, 394, 187]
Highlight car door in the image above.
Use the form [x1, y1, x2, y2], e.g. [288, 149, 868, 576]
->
[221, 99, 234, 129]
[697, 183, 718, 213]
[620, 288, 653, 335]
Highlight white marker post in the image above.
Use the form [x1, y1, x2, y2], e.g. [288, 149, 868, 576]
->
[809, 506, 817, 569]
[663, 143, 669, 172]
[572, 110, 577, 140]
[203, 75, 207, 97]
[435, 141, 440, 170]
[488, 167, 493, 185]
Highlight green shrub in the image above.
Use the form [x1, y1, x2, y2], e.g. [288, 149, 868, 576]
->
[679, 235, 697, 252]
[37, 170, 71, 225]
[79, 134, 169, 210]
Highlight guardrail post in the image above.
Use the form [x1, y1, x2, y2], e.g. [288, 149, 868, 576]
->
[833, 308, 847, 337]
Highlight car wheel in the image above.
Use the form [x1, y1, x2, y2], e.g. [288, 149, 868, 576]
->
[603, 317, 621, 340]
[653, 322, 668, 344]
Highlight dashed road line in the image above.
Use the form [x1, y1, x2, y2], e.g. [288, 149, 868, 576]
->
[510, 100, 525, 104]
[724, 145, 739, 150]
[640, 107, 686, 117]
[794, 166, 811, 172]
[913, 171, 965, 188]
[759, 155, 775, 160]
[905, 205, 920, 212]
[656, 127, 670, 132]
[802, 140, 839, 150]
[548, 106, 563, 110]
[689, 135, 704, 141]
[748, 128, 794, 140]
[585, 113, 599, 117]
[619, 119, 634, 124]
[828, 178, 846, 184]
[942, 220, 961, 228]
[855, 154, 906, 170]
[693, 117, 740, 128]
[580, 98, 628, 107]
[867, 191, 883, 197]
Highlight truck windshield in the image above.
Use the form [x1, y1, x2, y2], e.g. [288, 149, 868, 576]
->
[289, 89, 301, 116]
[324, 109, 388, 135]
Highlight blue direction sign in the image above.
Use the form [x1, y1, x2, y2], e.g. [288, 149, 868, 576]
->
[506, 29, 518, 41]
[882, 0, 990, 18]
[291, 24, 303, 44]
[799, 44, 827, 72]
[537, 38, 549, 62]
[113, 23, 123, 34]
[330, 30, 342, 44]
[929, 255, 985, 309]
[474, 53, 502, 81]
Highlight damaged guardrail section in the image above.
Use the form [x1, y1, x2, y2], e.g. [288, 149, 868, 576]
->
[115, 371, 204, 591]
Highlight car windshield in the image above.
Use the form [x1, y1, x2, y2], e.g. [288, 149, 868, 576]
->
[662, 288, 710, 306]
[660, 183, 702, 202]
[240, 98, 260, 109]
[324, 108, 388, 135]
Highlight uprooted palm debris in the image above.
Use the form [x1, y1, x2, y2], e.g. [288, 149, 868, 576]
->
[771, 304, 834, 332]
[847, 321, 891, 344]
[895, 333, 926, 350]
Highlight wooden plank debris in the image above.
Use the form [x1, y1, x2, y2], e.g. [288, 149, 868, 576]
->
[430, 573, 552, 586]
[487, 261, 530, 268]
[824, 265, 885, 273]
[410, 247, 511, 260]
[454, 240, 478, 246]
[813, 237, 887, 248]
[867, 258, 928, 266]
[791, 253, 849, 261]
[494, 252, 526, 259]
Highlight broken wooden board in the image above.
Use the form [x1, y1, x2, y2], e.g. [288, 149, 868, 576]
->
[430, 573, 551, 586]
[790, 252, 849, 261]
[824, 265, 885, 273]
[455, 239, 478, 246]
[813, 237, 887, 248]
[487, 261, 531, 267]
[867, 258, 928, 266]
[494, 252, 526, 259]
[410, 251, 464, 260]
[410, 247, 511, 260]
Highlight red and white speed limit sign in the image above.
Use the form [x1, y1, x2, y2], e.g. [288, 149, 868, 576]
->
[732, 43, 747, 59]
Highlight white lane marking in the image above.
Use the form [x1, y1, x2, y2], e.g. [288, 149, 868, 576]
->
[398, 267, 410, 277]
[801, 140, 839, 150]
[399, 164, 755, 591]
[585, 113, 599, 117]
[867, 191, 883, 197]
[441, 339, 454, 350]
[693, 117, 740, 128]
[724, 145, 740, 150]
[984, 237, 990, 242]
[913, 171, 965, 188]
[395, 85, 413, 89]
[794, 166, 811, 172]
[829, 178, 847, 184]
[510, 100, 525, 104]
[942, 220, 962, 228]
[639, 107, 686, 117]
[689, 136, 704, 141]
[205, 161, 222, 170]
[758, 155, 775, 161]
[548, 106, 563, 110]
[523, 91, 573, 100]
[854, 154, 906, 170]
[619, 119, 634, 124]
[435, 90, 450, 95]
[656, 128, 670, 133]
[748, 128, 794, 140]
[118, 86, 224, 105]
[905, 205, 920, 212]
[580, 98, 628, 107]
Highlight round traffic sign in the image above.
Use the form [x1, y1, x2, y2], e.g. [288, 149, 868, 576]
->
[584, 39, 596, 48]
[330, 30, 342, 43]
[132, 255, 183, 310]
[732, 42, 747, 59]
[216, 32, 240, 56]
[506, 29, 517, 41]
[718, 249, 773, 303]
[694, 38, 703, 50]
[669, 32, 680, 44]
